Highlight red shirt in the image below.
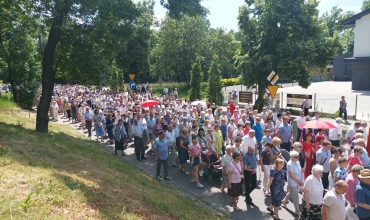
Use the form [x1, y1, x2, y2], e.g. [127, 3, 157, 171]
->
[228, 103, 235, 115]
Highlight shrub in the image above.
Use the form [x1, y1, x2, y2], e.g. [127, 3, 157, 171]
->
[220, 77, 240, 87]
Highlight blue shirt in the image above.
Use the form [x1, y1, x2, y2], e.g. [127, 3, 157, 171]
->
[252, 123, 263, 140]
[333, 166, 348, 181]
[355, 181, 370, 218]
[261, 135, 272, 146]
[278, 123, 293, 143]
[287, 160, 301, 187]
[84, 111, 93, 119]
[147, 118, 156, 133]
[153, 137, 169, 160]
[361, 147, 370, 168]
[316, 148, 331, 172]
[243, 152, 257, 170]
[132, 124, 144, 137]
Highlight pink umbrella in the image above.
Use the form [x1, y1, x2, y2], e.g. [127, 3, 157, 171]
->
[299, 120, 336, 129]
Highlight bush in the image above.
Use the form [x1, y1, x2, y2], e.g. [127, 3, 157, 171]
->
[220, 77, 240, 87]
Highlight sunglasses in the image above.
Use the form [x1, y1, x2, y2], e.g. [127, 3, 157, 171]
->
[299, 146, 303, 148]
[293, 156, 299, 158]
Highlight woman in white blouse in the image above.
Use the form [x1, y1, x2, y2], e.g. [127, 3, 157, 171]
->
[301, 164, 324, 219]
[221, 145, 233, 193]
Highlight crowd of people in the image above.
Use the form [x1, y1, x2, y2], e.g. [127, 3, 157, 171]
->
[46, 83, 370, 220]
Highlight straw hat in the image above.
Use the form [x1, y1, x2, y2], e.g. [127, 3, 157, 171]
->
[359, 169, 370, 178]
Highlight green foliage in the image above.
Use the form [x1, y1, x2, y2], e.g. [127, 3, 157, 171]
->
[362, 0, 370, 10]
[220, 78, 240, 87]
[189, 57, 203, 101]
[207, 56, 223, 105]
[20, 192, 36, 212]
[151, 15, 208, 83]
[160, 0, 208, 19]
[0, 93, 19, 109]
[319, 6, 356, 55]
[236, 0, 332, 111]
[0, 0, 40, 109]
[202, 28, 241, 80]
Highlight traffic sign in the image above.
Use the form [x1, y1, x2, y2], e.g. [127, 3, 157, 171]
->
[267, 71, 279, 85]
[129, 81, 136, 90]
[129, 74, 136, 81]
[267, 85, 279, 99]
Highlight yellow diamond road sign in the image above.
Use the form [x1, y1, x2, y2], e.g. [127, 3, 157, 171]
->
[267, 71, 279, 85]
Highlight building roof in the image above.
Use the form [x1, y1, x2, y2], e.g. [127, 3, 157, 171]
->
[342, 8, 370, 26]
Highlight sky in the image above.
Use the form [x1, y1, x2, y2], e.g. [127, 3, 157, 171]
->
[145, 0, 364, 31]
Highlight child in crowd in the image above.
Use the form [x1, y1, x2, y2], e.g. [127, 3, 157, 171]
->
[260, 129, 272, 148]
[189, 135, 202, 166]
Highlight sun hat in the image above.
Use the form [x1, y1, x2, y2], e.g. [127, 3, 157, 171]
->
[359, 169, 370, 178]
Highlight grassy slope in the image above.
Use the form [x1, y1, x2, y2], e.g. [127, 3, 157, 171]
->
[0, 114, 224, 220]
[0, 93, 19, 109]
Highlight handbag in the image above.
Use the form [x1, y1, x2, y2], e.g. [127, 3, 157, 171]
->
[232, 162, 244, 184]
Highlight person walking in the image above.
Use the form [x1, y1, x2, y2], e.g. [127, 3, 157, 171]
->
[93, 110, 105, 142]
[154, 131, 171, 180]
[113, 119, 127, 156]
[276, 116, 293, 151]
[165, 124, 177, 167]
[316, 140, 332, 189]
[282, 151, 302, 216]
[265, 158, 285, 220]
[228, 152, 244, 211]
[355, 169, 370, 220]
[345, 165, 363, 215]
[297, 111, 306, 142]
[302, 96, 311, 116]
[243, 145, 258, 206]
[321, 180, 348, 220]
[221, 145, 233, 193]
[84, 107, 93, 137]
[132, 119, 146, 161]
[300, 164, 325, 220]
[339, 96, 347, 122]
[261, 143, 273, 194]
[329, 118, 343, 147]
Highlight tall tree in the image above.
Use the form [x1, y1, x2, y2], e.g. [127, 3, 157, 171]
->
[160, 0, 207, 19]
[207, 56, 223, 105]
[362, 0, 370, 10]
[189, 56, 203, 101]
[236, 0, 334, 111]
[0, 0, 41, 108]
[151, 15, 208, 83]
[35, 0, 137, 133]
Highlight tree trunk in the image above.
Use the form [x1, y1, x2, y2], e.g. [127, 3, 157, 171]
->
[36, 7, 66, 133]
[254, 77, 266, 112]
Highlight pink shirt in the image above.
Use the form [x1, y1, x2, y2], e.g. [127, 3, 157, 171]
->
[228, 162, 242, 183]
[190, 144, 201, 156]
[344, 173, 359, 206]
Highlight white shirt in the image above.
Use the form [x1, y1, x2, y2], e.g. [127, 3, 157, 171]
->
[275, 119, 282, 129]
[329, 122, 342, 141]
[322, 190, 346, 220]
[205, 113, 214, 122]
[362, 126, 368, 140]
[297, 116, 306, 128]
[165, 130, 176, 146]
[238, 118, 248, 127]
[304, 174, 324, 205]
[241, 135, 257, 153]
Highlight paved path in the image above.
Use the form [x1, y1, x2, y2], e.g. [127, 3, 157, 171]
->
[50, 113, 356, 220]
[225, 81, 370, 120]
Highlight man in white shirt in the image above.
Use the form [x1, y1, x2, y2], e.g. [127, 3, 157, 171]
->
[260, 107, 268, 121]
[346, 122, 363, 144]
[296, 110, 306, 141]
[329, 118, 343, 147]
[362, 122, 368, 145]
[241, 129, 257, 154]
[165, 124, 178, 167]
[321, 180, 348, 220]
[205, 108, 214, 122]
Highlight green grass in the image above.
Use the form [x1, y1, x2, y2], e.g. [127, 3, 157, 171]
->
[0, 93, 19, 109]
[151, 82, 208, 100]
[0, 113, 225, 220]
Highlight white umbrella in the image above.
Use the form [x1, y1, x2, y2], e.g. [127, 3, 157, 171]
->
[191, 101, 206, 106]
